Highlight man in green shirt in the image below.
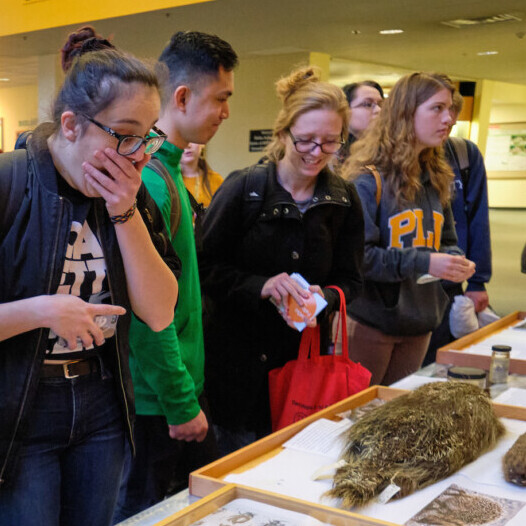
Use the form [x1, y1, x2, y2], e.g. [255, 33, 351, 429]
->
[114, 31, 237, 521]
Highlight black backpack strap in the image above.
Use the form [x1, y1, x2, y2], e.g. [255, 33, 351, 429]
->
[242, 162, 269, 232]
[186, 187, 201, 212]
[0, 149, 29, 244]
[146, 157, 181, 238]
[447, 136, 470, 192]
[186, 188, 206, 253]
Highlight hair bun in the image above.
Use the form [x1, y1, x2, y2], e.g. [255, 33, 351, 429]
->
[276, 66, 321, 102]
[61, 25, 115, 72]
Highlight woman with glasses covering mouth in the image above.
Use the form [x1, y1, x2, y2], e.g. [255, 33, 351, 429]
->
[0, 28, 180, 526]
[199, 66, 365, 454]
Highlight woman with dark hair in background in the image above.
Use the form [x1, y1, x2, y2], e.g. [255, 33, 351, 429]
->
[199, 66, 364, 454]
[343, 72, 475, 386]
[0, 31, 179, 526]
[338, 80, 384, 162]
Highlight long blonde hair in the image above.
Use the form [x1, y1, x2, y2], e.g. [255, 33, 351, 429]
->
[342, 72, 455, 206]
[265, 66, 349, 163]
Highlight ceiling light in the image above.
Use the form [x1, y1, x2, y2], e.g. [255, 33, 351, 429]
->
[442, 13, 521, 29]
[0, 78, 10, 81]
[379, 29, 404, 35]
[477, 51, 499, 56]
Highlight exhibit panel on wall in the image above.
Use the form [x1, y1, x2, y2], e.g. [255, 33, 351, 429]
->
[486, 124, 526, 173]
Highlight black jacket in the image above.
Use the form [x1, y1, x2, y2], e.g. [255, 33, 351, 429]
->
[199, 162, 364, 432]
[0, 125, 181, 488]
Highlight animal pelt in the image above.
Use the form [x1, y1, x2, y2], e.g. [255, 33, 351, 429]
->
[327, 382, 505, 508]
[503, 432, 526, 486]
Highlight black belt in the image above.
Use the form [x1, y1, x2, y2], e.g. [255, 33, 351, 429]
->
[40, 358, 100, 379]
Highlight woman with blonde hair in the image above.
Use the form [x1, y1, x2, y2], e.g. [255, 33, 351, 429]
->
[343, 72, 475, 386]
[199, 66, 364, 452]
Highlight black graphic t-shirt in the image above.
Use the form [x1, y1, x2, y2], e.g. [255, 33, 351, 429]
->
[46, 176, 113, 360]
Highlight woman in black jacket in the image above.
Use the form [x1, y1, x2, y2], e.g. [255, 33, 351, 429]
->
[199, 66, 364, 454]
[0, 41, 179, 525]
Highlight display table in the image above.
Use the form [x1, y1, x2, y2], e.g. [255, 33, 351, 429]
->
[116, 489, 195, 526]
[119, 314, 526, 525]
[436, 311, 526, 373]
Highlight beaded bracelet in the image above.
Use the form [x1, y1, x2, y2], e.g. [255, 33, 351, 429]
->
[110, 200, 137, 225]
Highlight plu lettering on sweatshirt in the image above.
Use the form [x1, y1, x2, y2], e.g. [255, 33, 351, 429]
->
[388, 209, 444, 251]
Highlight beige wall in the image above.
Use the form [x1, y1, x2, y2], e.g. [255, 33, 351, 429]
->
[0, 84, 38, 152]
[491, 104, 526, 123]
[206, 52, 310, 178]
[481, 81, 526, 208]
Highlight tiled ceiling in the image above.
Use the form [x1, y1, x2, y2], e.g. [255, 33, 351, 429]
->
[0, 0, 525, 88]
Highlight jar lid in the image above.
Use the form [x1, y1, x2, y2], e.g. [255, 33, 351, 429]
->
[447, 366, 486, 380]
[491, 345, 512, 353]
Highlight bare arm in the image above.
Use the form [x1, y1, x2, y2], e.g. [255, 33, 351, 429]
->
[113, 211, 178, 331]
[83, 148, 178, 331]
[0, 295, 126, 347]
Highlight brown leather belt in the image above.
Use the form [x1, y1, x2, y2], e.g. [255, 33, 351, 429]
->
[40, 358, 100, 379]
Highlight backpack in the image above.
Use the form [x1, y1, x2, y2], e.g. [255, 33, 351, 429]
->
[447, 137, 470, 208]
[186, 189, 206, 252]
[146, 157, 181, 239]
[0, 149, 29, 244]
[241, 162, 271, 232]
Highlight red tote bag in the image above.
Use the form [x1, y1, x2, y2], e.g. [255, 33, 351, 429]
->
[268, 286, 372, 432]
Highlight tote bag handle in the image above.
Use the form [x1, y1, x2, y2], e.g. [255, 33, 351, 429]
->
[297, 285, 347, 361]
[327, 285, 348, 356]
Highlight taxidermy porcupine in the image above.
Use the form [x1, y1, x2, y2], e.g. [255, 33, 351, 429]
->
[327, 382, 505, 508]
[503, 432, 526, 486]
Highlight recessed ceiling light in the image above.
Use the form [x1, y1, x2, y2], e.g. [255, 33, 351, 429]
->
[379, 29, 404, 35]
[477, 50, 499, 56]
[0, 78, 10, 82]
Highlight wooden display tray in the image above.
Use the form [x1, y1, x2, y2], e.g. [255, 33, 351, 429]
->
[436, 310, 526, 373]
[161, 484, 397, 526]
[190, 385, 526, 500]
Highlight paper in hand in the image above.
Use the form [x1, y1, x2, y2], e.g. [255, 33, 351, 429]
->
[272, 273, 327, 331]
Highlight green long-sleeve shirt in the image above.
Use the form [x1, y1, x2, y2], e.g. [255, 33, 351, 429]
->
[129, 141, 204, 425]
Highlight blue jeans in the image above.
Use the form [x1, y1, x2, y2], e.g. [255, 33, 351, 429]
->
[0, 370, 126, 526]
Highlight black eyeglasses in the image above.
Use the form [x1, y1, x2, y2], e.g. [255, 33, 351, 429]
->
[350, 100, 383, 110]
[287, 130, 344, 155]
[82, 114, 167, 156]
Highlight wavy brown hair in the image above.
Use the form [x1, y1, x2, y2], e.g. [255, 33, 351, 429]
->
[265, 66, 349, 163]
[342, 72, 455, 206]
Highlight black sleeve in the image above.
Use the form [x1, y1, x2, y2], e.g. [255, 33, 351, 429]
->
[198, 170, 268, 312]
[136, 183, 182, 279]
[321, 180, 364, 314]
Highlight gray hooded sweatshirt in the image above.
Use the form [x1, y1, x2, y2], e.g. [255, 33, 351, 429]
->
[349, 169, 463, 336]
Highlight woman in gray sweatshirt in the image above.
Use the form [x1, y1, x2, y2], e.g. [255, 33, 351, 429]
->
[342, 72, 475, 385]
